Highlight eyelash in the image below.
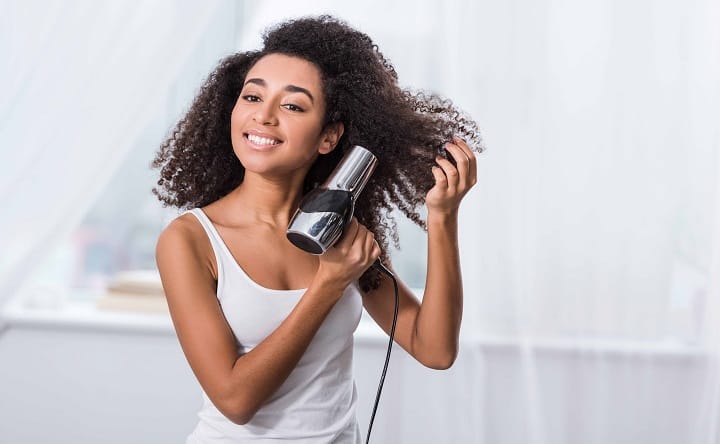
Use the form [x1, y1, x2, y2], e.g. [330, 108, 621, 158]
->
[283, 103, 304, 112]
[241, 95, 304, 112]
[242, 94, 260, 102]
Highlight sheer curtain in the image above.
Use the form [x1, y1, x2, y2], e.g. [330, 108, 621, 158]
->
[2, 1, 719, 443]
[0, 0, 225, 306]
[237, 1, 720, 443]
[456, 0, 720, 344]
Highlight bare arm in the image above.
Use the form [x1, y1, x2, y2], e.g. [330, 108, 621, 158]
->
[362, 137, 477, 369]
[156, 217, 379, 425]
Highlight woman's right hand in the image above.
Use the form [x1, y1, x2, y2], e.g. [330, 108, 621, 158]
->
[312, 217, 381, 297]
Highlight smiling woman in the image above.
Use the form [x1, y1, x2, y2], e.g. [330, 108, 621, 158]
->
[151, 14, 482, 444]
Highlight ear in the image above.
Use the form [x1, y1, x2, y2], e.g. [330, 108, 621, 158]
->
[318, 122, 345, 155]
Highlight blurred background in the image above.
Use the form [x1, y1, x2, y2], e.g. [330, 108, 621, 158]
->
[1, 0, 719, 443]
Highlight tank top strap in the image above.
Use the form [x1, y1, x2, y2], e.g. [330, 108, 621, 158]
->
[184, 208, 225, 293]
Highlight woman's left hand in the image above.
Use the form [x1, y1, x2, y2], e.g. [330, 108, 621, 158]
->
[425, 137, 478, 214]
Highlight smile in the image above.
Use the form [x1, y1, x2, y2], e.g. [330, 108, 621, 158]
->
[244, 133, 282, 150]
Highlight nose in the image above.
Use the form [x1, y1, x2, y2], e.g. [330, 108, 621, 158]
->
[253, 101, 278, 125]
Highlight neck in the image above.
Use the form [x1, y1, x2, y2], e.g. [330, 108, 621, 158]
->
[229, 172, 307, 228]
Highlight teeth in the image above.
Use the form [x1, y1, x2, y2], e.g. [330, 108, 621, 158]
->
[247, 134, 280, 146]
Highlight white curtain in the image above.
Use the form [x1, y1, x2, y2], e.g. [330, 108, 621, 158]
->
[2, 1, 719, 443]
[0, 0, 224, 305]
[231, 1, 720, 443]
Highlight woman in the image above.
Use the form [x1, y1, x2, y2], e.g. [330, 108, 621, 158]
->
[153, 15, 482, 443]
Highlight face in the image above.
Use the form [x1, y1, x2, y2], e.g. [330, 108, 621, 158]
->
[230, 53, 343, 178]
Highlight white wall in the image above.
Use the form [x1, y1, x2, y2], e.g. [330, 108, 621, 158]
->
[0, 322, 710, 443]
[0, 326, 198, 443]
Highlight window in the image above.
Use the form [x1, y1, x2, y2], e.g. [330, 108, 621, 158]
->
[23, 12, 435, 305]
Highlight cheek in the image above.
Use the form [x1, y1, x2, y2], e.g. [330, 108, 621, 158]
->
[230, 102, 243, 127]
[297, 118, 326, 143]
[296, 128, 321, 146]
[229, 105, 246, 147]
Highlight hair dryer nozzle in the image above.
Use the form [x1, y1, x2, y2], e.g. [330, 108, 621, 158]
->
[287, 145, 377, 254]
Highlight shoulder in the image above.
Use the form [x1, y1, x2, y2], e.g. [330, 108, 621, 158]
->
[156, 212, 201, 258]
[156, 210, 218, 282]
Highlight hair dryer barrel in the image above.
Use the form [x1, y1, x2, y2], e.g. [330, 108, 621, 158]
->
[286, 145, 378, 254]
[322, 145, 378, 196]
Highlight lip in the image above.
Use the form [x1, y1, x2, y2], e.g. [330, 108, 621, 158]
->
[243, 129, 284, 151]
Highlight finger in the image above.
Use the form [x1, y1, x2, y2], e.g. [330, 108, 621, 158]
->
[453, 137, 478, 185]
[366, 241, 381, 266]
[431, 165, 448, 189]
[363, 230, 377, 264]
[447, 139, 471, 162]
[435, 155, 459, 189]
[371, 240, 381, 261]
[363, 228, 375, 251]
[444, 143, 471, 185]
[452, 136, 474, 159]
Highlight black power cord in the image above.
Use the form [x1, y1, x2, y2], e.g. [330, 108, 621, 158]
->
[365, 259, 400, 444]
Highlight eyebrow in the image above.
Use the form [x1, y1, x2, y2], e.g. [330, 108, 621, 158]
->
[243, 78, 315, 103]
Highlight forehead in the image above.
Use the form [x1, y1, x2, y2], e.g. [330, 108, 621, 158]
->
[245, 53, 323, 93]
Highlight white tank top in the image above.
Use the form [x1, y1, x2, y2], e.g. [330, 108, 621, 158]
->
[183, 208, 363, 444]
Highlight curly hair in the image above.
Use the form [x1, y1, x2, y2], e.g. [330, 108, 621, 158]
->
[151, 15, 484, 291]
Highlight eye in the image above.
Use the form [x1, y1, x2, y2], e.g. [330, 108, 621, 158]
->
[242, 94, 261, 102]
[282, 103, 304, 112]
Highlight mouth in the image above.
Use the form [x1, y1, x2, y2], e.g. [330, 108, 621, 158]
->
[244, 132, 283, 150]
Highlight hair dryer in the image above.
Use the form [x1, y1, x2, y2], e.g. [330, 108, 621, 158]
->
[286, 145, 377, 254]
[287, 144, 397, 444]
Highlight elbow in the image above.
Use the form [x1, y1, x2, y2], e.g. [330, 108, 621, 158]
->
[228, 415, 253, 426]
[425, 356, 456, 371]
[217, 396, 259, 426]
[421, 348, 458, 370]
[224, 406, 256, 426]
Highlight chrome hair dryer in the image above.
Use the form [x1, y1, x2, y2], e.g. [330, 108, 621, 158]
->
[287, 145, 378, 254]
